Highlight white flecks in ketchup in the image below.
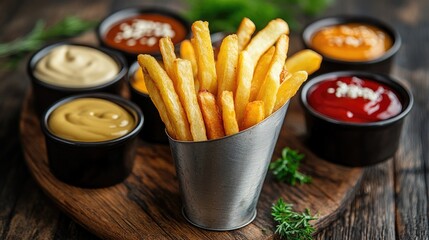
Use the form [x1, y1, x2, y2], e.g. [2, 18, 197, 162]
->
[328, 78, 380, 101]
[308, 76, 402, 123]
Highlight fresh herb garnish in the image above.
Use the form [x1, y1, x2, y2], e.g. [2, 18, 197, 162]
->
[0, 16, 96, 69]
[184, 0, 333, 32]
[269, 147, 311, 185]
[271, 198, 317, 240]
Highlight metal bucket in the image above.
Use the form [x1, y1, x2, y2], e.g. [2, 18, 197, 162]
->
[168, 102, 289, 231]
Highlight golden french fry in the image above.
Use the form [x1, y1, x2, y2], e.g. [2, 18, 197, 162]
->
[159, 37, 177, 81]
[274, 71, 308, 111]
[257, 34, 289, 117]
[242, 101, 265, 130]
[234, 50, 253, 125]
[198, 90, 225, 140]
[236, 17, 256, 51]
[280, 64, 292, 83]
[220, 91, 239, 136]
[245, 18, 289, 67]
[141, 70, 176, 139]
[285, 49, 322, 75]
[250, 46, 275, 101]
[138, 54, 192, 141]
[180, 39, 198, 78]
[194, 78, 200, 94]
[257, 76, 280, 118]
[173, 59, 207, 141]
[192, 21, 217, 94]
[216, 34, 239, 103]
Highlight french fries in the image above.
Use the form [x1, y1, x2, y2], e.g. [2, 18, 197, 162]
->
[256, 34, 289, 117]
[236, 17, 256, 51]
[274, 71, 308, 111]
[138, 54, 192, 141]
[245, 19, 289, 67]
[198, 91, 225, 139]
[173, 59, 207, 141]
[234, 50, 253, 125]
[192, 21, 217, 94]
[285, 49, 322, 75]
[137, 17, 320, 141]
[280, 65, 292, 83]
[159, 37, 177, 81]
[180, 40, 198, 78]
[250, 46, 275, 101]
[221, 91, 239, 136]
[242, 101, 265, 130]
[142, 70, 176, 139]
[216, 34, 239, 103]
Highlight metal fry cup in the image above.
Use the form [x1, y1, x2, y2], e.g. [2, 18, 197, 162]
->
[168, 102, 289, 231]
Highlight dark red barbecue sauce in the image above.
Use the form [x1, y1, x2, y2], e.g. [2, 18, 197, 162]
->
[307, 76, 402, 123]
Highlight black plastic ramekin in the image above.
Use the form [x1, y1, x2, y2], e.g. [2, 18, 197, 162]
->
[96, 7, 191, 64]
[300, 71, 413, 166]
[27, 42, 127, 115]
[302, 16, 401, 75]
[41, 93, 143, 188]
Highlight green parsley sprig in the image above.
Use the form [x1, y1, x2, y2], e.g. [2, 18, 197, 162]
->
[0, 16, 96, 69]
[269, 147, 312, 185]
[271, 198, 317, 240]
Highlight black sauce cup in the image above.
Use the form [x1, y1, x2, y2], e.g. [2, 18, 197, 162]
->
[27, 42, 127, 115]
[41, 93, 144, 188]
[300, 71, 413, 167]
[128, 61, 168, 143]
[96, 7, 191, 64]
[302, 16, 401, 75]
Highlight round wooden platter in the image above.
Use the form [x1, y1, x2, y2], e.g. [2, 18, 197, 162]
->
[20, 92, 363, 239]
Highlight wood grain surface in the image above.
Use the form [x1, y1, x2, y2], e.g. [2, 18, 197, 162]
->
[20, 91, 362, 239]
[1, 0, 429, 239]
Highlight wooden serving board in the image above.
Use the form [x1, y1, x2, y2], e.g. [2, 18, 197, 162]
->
[20, 92, 363, 239]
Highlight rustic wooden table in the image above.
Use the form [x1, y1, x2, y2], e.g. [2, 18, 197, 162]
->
[1, 0, 428, 239]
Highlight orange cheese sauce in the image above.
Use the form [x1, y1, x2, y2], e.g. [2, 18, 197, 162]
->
[311, 23, 393, 61]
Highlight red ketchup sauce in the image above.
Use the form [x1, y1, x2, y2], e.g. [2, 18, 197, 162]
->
[104, 14, 187, 54]
[307, 76, 402, 123]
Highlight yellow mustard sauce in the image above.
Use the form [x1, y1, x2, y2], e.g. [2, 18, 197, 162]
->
[35, 45, 119, 88]
[48, 98, 135, 142]
[131, 67, 148, 94]
[311, 23, 393, 61]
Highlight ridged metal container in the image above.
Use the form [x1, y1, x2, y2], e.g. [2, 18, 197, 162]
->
[168, 102, 289, 231]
